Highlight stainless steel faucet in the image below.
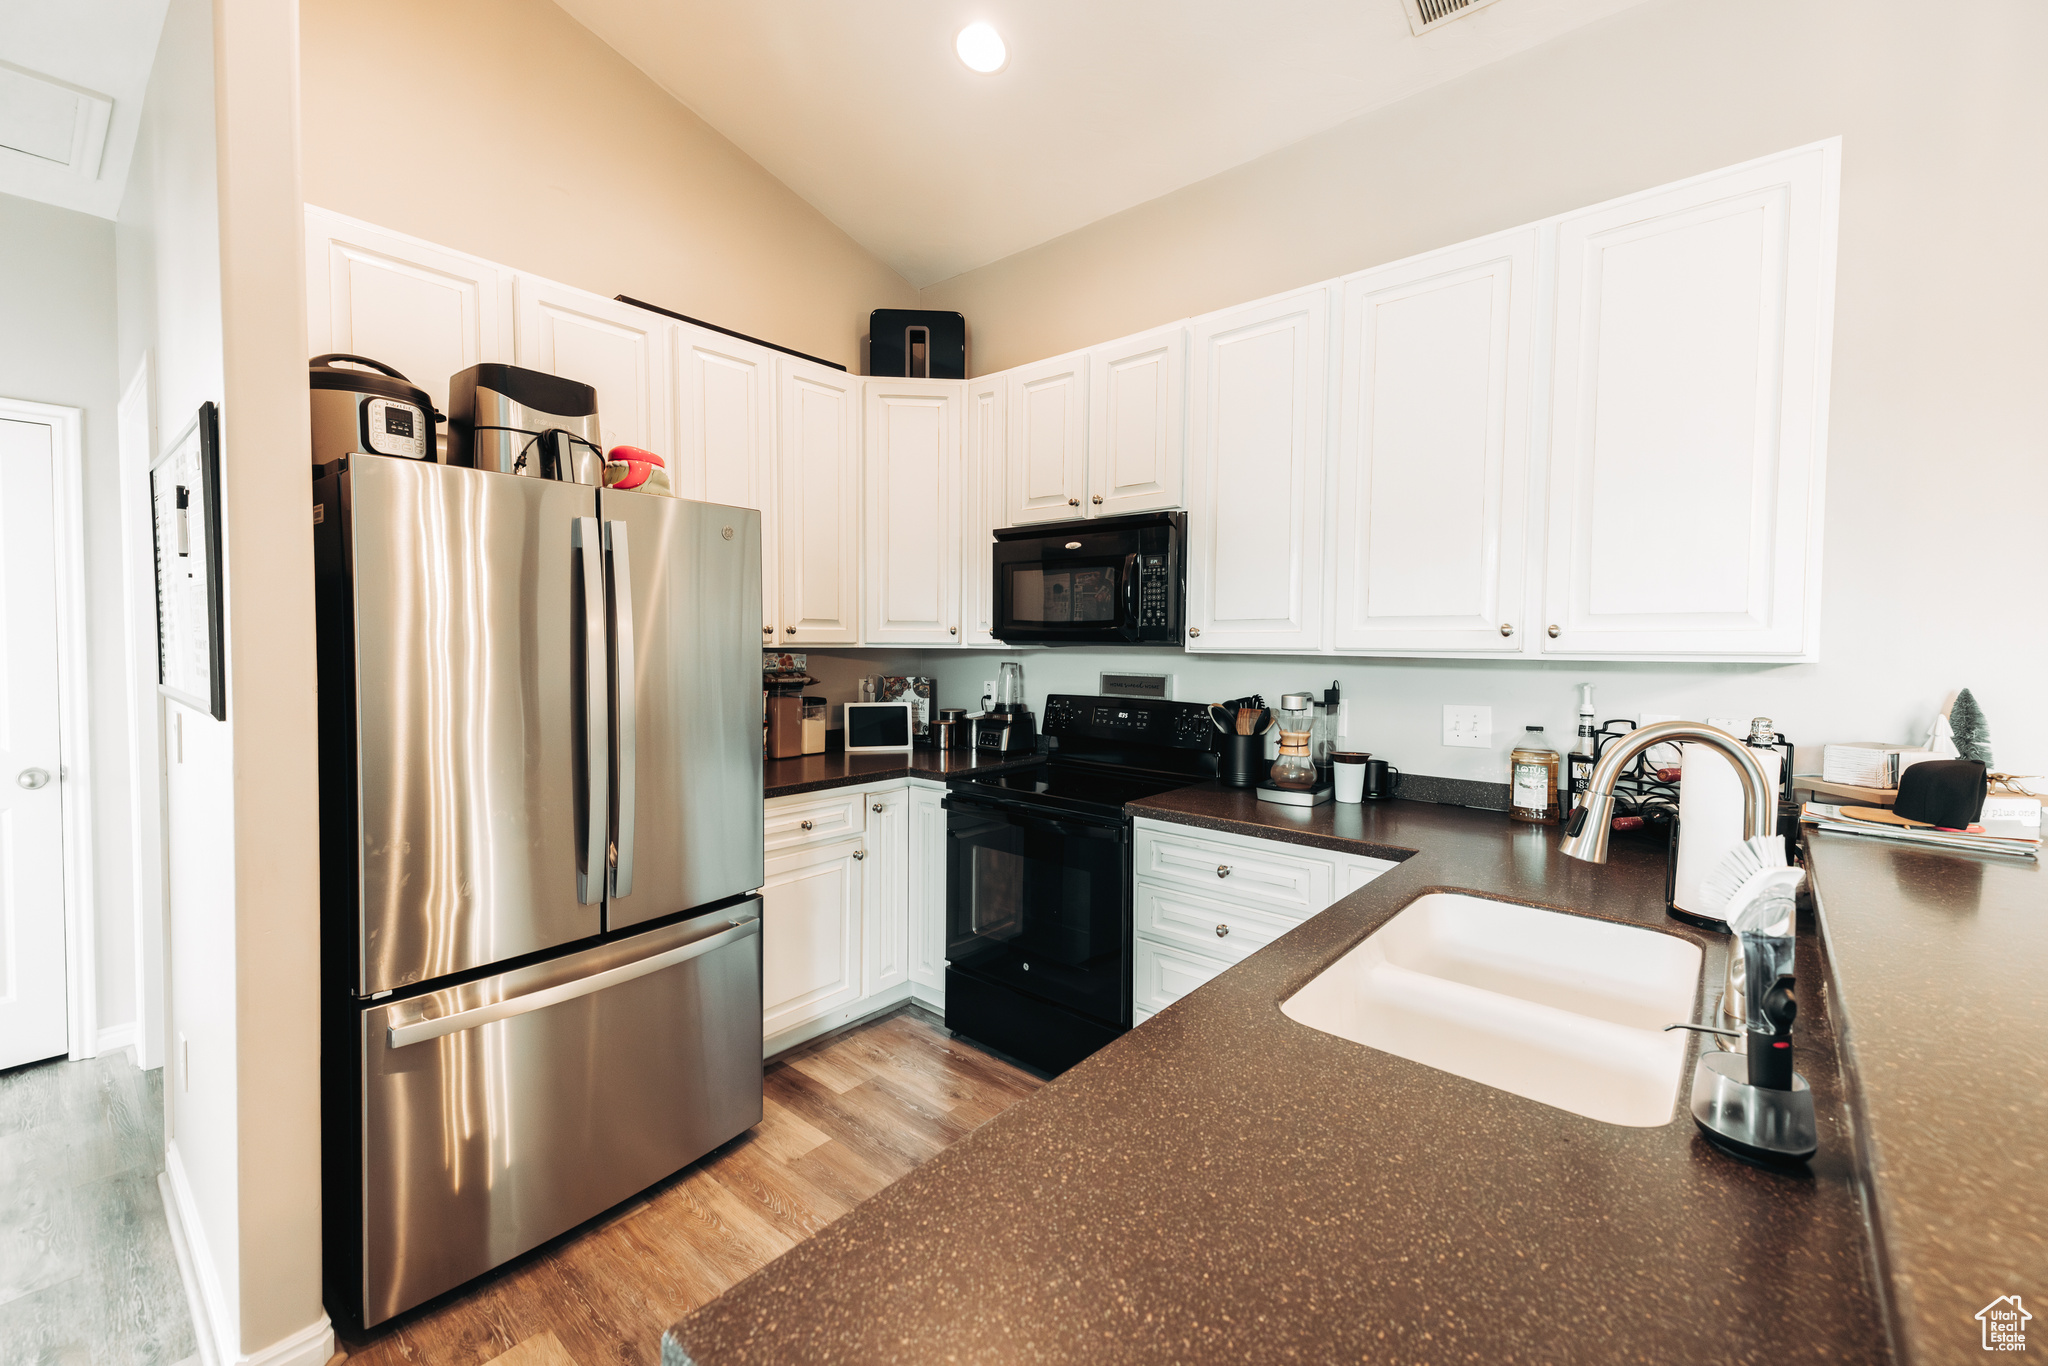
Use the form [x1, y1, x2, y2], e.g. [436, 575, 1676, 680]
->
[1559, 720, 1778, 1039]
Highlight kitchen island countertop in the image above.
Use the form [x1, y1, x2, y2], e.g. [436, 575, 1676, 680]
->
[762, 745, 1043, 799]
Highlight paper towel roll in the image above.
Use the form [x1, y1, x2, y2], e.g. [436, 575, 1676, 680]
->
[1673, 742, 1782, 920]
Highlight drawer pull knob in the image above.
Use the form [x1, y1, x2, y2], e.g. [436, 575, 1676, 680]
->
[871, 802, 884, 813]
[852, 848, 865, 861]
[1067, 497, 1080, 507]
[799, 819, 814, 831]
[1215, 923, 1230, 938]
[1499, 622, 1514, 637]
[1548, 624, 1560, 638]
[1216, 864, 1231, 879]
[1091, 495, 1103, 505]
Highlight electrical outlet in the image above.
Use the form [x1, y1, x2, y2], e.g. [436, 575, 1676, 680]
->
[981, 679, 998, 710]
[1443, 705, 1492, 748]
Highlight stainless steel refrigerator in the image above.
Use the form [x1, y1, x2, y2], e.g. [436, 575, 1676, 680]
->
[313, 453, 766, 1328]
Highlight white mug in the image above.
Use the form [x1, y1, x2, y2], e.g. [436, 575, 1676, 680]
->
[1333, 752, 1369, 804]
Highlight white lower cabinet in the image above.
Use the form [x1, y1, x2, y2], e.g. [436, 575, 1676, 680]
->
[762, 781, 944, 1054]
[1130, 817, 1394, 1016]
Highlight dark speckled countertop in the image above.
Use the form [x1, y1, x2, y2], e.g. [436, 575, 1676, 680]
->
[763, 745, 1043, 799]
[667, 791, 1895, 1364]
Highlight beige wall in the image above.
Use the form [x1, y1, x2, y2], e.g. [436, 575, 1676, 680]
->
[917, 0, 2048, 777]
[298, 0, 917, 371]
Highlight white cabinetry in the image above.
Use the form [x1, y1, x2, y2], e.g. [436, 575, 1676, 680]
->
[1332, 229, 1538, 654]
[1184, 286, 1333, 653]
[303, 207, 514, 444]
[861, 789, 909, 997]
[961, 374, 1007, 646]
[776, 358, 862, 644]
[673, 324, 778, 641]
[513, 277, 669, 458]
[1088, 324, 1187, 517]
[761, 835, 864, 1043]
[1540, 144, 1836, 660]
[863, 381, 961, 645]
[908, 784, 948, 1004]
[1005, 353, 1089, 524]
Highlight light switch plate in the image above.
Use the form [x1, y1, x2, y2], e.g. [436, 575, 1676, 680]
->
[1443, 705, 1492, 748]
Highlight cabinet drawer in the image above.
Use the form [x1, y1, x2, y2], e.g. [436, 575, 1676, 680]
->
[1132, 821, 1335, 915]
[1134, 877, 1298, 965]
[1132, 935, 1234, 1015]
[764, 791, 865, 850]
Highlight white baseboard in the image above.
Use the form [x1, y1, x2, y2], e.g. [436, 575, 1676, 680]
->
[96, 1020, 139, 1062]
[161, 1143, 337, 1366]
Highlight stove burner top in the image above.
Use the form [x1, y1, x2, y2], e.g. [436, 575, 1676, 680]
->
[959, 763, 1196, 820]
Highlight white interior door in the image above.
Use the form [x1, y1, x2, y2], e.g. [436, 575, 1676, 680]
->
[0, 419, 70, 1069]
[863, 381, 960, 645]
[960, 374, 1006, 646]
[1332, 230, 1537, 653]
[776, 359, 861, 644]
[1541, 144, 1837, 659]
[513, 279, 668, 458]
[675, 324, 777, 644]
[1005, 354, 1088, 524]
[1088, 324, 1187, 517]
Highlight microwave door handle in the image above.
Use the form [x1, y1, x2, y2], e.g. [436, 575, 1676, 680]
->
[604, 519, 635, 899]
[573, 516, 608, 905]
[1121, 552, 1140, 641]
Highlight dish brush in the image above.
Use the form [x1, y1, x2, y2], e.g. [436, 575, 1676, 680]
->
[1697, 834, 1805, 932]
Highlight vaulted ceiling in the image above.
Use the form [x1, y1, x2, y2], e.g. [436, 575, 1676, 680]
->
[555, 0, 1657, 287]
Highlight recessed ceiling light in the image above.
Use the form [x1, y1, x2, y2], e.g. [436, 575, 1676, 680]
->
[955, 22, 1007, 74]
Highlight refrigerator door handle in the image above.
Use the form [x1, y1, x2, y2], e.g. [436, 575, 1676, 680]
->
[385, 914, 761, 1049]
[574, 516, 609, 905]
[604, 519, 636, 900]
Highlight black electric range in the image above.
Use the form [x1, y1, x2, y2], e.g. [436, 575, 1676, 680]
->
[942, 694, 1216, 1074]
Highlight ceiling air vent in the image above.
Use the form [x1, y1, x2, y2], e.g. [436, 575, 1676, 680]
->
[0, 60, 113, 180]
[1401, 0, 1506, 34]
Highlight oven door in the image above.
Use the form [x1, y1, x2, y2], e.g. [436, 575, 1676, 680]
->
[990, 512, 1182, 645]
[944, 792, 1129, 1027]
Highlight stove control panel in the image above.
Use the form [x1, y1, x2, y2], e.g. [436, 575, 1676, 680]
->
[1042, 694, 1213, 750]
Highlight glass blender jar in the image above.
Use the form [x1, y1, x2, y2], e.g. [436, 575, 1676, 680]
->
[1269, 693, 1319, 790]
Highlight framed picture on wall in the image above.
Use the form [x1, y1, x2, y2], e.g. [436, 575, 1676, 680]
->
[151, 402, 226, 720]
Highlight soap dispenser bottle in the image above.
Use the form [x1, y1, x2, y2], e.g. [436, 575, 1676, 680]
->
[1509, 726, 1562, 825]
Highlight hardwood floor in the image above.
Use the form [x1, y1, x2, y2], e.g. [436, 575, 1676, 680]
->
[338, 1006, 1044, 1366]
[0, 1050, 196, 1366]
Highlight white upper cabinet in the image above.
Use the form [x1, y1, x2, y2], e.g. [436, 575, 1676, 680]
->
[513, 278, 668, 458]
[1332, 229, 1538, 654]
[303, 207, 514, 447]
[777, 358, 862, 644]
[1541, 142, 1837, 660]
[1185, 286, 1334, 653]
[1005, 353, 1090, 524]
[961, 373, 1007, 646]
[863, 380, 961, 645]
[1088, 324, 1187, 518]
[674, 324, 777, 642]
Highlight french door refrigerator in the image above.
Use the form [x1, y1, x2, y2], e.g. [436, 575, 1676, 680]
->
[313, 453, 766, 1328]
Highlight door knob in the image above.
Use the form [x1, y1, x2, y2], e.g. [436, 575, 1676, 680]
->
[16, 768, 49, 791]
[1548, 624, 1560, 638]
[1500, 623, 1514, 637]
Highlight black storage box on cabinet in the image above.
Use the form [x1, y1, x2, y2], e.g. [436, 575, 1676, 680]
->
[868, 309, 966, 379]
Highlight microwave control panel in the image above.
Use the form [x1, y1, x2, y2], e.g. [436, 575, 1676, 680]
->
[1136, 554, 1172, 628]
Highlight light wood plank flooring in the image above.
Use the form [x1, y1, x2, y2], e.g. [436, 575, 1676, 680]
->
[0, 1050, 197, 1366]
[339, 1006, 1044, 1366]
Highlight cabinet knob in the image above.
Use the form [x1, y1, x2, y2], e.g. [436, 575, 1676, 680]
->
[1215, 923, 1230, 938]
[763, 624, 772, 635]
[949, 626, 958, 636]
[1091, 495, 1103, 505]
[785, 626, 796, 634]
[871, 802, 884, 813]
[1067, 497, 1080, 507]
[799, 819, 814, 831]
[1499, 623, 1514, 637]
[1216, 864, 1231, 879]
[852, 848, 866, 861]
[1188, 627, 1201, 638]
[1548, 624, 1560, 639]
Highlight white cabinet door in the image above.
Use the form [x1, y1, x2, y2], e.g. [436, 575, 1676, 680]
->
[776, 358, 862, 644]
[1332, 230, 1538, 654]
[1005, 353, 1089, 525]
[513, 278, 668, 459]
[675, 324, 777, 642]
[761, 836, 864, 1040]
[303, 207, 514, 449]
[860, 788, 910, 998]
[1185, 286, 1333, 653]
[1541, 143, 1837, 660]
[1088, 324, 1186, 517]
[961, 373, 1006, 646]
[907, 785, 948, 1001]
[863, 380, 961, 645]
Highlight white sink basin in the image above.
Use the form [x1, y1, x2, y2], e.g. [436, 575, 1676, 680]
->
[1281, 893, 1703, 1127]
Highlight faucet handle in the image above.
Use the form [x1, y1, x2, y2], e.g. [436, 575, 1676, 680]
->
[1665, 1022, 1743, 1039]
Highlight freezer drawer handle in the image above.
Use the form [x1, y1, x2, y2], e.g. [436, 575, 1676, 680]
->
[385, 915, 762, 1049]
[604, 519, 636, 899]
[573, 517, 609, 906]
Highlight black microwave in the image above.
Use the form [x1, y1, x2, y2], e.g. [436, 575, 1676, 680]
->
[991, 511, 1185, 645]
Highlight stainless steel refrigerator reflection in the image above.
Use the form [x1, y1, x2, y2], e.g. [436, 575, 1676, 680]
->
[313, 453, 766, 1328]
